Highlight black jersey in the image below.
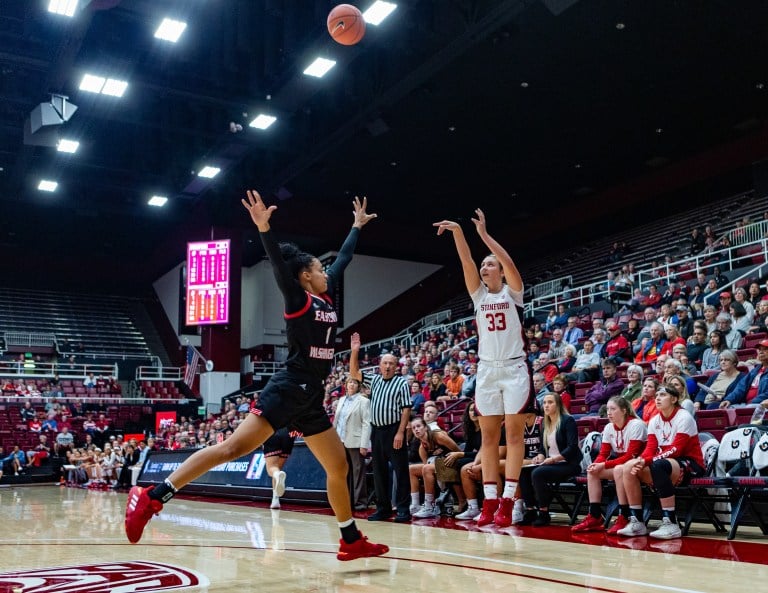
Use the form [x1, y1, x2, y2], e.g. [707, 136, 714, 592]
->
[260, 226, 359, 382]
[284, 291, 338, 379]
[524, 416, 543, 459]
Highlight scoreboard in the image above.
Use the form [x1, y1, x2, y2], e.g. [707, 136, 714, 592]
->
[185, 239, 230, 325]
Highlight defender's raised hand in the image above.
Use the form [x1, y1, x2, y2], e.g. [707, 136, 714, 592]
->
[352, 196, 378, 229]
[241, 189, 277, 231]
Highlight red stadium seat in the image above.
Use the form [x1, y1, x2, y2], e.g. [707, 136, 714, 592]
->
[744, 333, 768, 349]
[695, 408, 737, 435]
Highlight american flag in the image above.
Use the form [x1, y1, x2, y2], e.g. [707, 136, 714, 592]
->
[184, 346, 201, 387]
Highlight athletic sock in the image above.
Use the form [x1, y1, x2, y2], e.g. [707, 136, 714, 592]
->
[589, 502, 602, 518]
[411, 492, 420, 506]
[149, 479, 177, 503]
[339, 519, 361, 544]
[662, 508, 678, 524]
[629, 505, 643, 520]
[501, 479, 518, 500]
[619, 504, 630, 519]
[483, 482, 498, 500]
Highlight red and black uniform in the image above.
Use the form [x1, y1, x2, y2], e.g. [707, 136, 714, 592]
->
[251, 227, 359, 437]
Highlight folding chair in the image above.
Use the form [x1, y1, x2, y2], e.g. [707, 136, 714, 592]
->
[681, 433, 730, 535]
[563, 431, 602, 524]
[682, 426, 761, 537]
[727, 427, 768, 539]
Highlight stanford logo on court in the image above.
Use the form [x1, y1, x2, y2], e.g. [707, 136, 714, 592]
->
[0, 561, 208, 593]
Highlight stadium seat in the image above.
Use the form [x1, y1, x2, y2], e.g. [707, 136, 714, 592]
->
[575, 417, 597, 438]
[744, 333, 768, 349]
[736, 348, 757, 362]
[695, 408, 737, 441]
[733, 406, 760, 426]
[569, 399, 589, 415]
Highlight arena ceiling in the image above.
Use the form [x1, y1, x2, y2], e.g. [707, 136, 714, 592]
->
[2, 0, 768, 292]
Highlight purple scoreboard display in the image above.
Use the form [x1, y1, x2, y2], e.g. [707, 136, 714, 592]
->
[186, 239, 230, 325]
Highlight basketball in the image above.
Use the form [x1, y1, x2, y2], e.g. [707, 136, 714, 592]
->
[327, 4, 366, 46]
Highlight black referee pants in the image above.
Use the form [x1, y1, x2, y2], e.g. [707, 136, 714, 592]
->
[371, 423, 410, 516]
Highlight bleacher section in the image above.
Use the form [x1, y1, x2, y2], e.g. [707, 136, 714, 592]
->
[0, 287, 152, 356]
[522, 190, 768, 293]
[0, 402, 146, 451]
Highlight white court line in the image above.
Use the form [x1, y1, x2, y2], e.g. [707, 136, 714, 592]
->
[384, 545, 709, 593]
[0, 537, 710, 593]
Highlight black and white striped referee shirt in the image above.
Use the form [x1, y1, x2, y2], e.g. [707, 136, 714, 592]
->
[362, 371, 411, 427]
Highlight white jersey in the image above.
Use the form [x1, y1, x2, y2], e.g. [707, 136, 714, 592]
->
[470, 283, 525, 361]
[601, 417, 647, 455]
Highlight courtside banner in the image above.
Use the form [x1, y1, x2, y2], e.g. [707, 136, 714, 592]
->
[138, 442, 329, 502]
[155, 411, 177, 434]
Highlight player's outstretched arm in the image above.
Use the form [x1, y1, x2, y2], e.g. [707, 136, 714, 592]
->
[433, 219, 481, 294]
[471, 208, 522, 292]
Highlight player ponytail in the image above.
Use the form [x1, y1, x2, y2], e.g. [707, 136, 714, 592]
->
[279, 242, 316, 279]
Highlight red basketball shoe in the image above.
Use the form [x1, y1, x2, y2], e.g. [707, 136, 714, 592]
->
[337, 531, 389, 561]
[125, 486, 163, 544]
[494, 497, 513, 527]
[476, 498, 499, 527]
[606, 515, 629, 535]
[571, 514, 605, 533]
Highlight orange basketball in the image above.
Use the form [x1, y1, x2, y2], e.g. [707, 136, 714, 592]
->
[327, 4, 366, 46]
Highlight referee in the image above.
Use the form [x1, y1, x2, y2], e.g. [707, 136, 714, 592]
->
[349, 333, 412, 522]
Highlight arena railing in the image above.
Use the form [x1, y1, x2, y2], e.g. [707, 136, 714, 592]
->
[3, 331, 56, 349]
[251, 361, 284, 376]
[530, 275, 573, 298]
[0, 360, 118, 379]
[136, 365, 183, 381]
[524, 279, 610, 318]
[525, 235, 768, 319]
[728, 219, 768, 247]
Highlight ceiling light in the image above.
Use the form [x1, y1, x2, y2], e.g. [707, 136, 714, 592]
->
[148, 195, 168, 207]
[38, 180, 58, 192]
[101, 78, 128, 97]
[303, 57, 336, 78]
[363, 1, 397, 25]
[616, 23, 625, 30]
[520, 81, 529, 88]
[79, 74, 127, 97]
[57, 139, 80, 154]
[656, 128, 663, 134]
[198, 166, 221, 179]
[48, 0, 79, 17]
[80, 74, 106, 93]
[249, 114, 277, 130]
[155, 18, 187, 43]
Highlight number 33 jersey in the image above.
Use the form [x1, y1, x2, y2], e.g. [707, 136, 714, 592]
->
[470, 284, 526, 362]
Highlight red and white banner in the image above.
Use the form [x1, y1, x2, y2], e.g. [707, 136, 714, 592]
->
[155, 411, 177, 435]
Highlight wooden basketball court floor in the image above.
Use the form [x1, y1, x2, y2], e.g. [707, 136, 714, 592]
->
[0, 485, 766, 593]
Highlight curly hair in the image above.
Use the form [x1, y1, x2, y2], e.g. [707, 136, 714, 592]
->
[279, 242, 317, 280]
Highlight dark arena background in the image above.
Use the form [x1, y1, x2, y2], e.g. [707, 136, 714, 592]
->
[1, 2, 768, 592]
